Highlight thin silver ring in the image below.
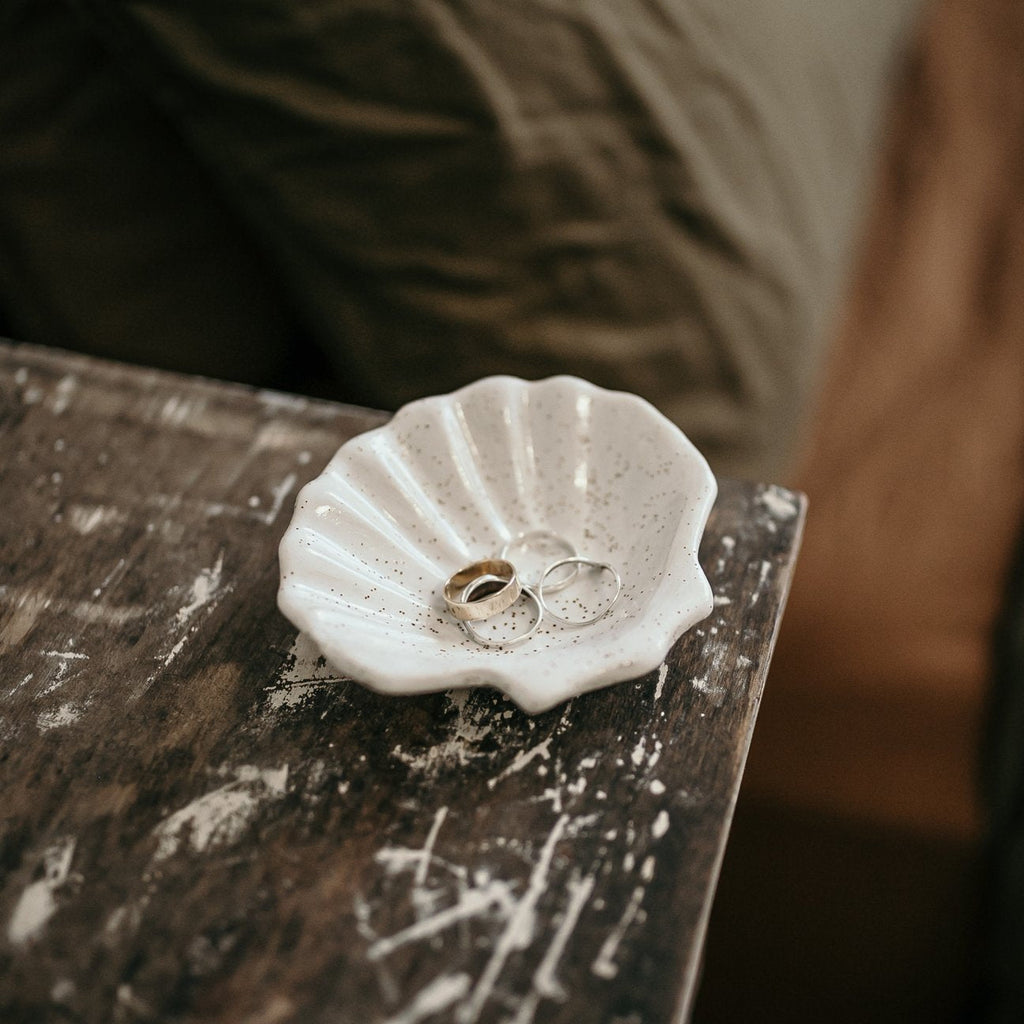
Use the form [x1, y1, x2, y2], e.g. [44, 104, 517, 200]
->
[443, 558, 521, 621]
[500, 529, 578, 592]
[460, 576, 544, 648]
[459, 573, 513, 604]
[537, 556, 622, 627]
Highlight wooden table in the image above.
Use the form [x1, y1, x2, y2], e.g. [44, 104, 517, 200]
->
[0, 341, 804, 1024]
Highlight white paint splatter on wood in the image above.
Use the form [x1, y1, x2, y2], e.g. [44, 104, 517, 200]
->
[264, 633, 349, 713]
[359, 805, 596, 1021]
[40, 648, 89, 695]
[0, 583, 142, 637]
[41, 649, 88, 661]
[381, 973, 472, 1024]
[66, 503, 124, 535]
[653, 662, 668, 701]
[50, 978, 75, 1004]
[530, 872, 596, 1001]
[629, 736, 663, 772]
[508, 872, 598, 1024]
[50, 374, 77, 415]
[150, 765, 288, 862]
[487, 738, 552, 790]
[36, 701, 85, 732]
[457, 814, 570, 1024]
[257, 472, 298, 526]
[415, 807, 448, 891]
[367, 880, 514, 961]
[750, 559, 772, 605]
[7, 837, 76, 944]
[254, 420, 315, 453]
[392, 691, 495, 777]
[257, 390, 309, 413]
[144, 551, 231, 690]
[652, 810, 670, 839]
[591, 884, 646, 979]
[0, 589, 51, 648]
[159, 394, 201, 427]
[68, 600, 145, 627]
[373, 806, 459, 924]
[174, 551, 226, 626]
[630, 739, 646, 768]
[116, 984, 153, 1018]
[691, 675, 729, 705]
[6, 673, 33, 699]
[759, 485, 799, 520]
[648, 740, 662, 768]
[104, 900, 147, 939]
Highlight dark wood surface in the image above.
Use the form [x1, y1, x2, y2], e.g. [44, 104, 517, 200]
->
[0, 341, 804, 1024]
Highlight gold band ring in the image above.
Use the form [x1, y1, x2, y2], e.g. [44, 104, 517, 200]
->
[442, 558, 521, 621]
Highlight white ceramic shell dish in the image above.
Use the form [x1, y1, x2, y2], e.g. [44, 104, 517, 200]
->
[277, 375, 716, 713]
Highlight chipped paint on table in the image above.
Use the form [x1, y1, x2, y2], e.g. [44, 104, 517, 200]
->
[0, 341, 804, 1023]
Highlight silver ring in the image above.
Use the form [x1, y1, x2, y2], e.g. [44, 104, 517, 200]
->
[459, 573, 513, 604]
[537, 556, 622, 627]
[500, 529, 578, 592]
[460, 576, 544, 648]
[443, 558, 521, 621]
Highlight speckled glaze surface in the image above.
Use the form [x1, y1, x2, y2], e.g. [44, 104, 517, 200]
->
[277, 376, 716, 712]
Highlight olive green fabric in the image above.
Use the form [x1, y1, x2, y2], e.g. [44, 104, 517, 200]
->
[0, 0, 310, 388]
[1, 0, 920, 479]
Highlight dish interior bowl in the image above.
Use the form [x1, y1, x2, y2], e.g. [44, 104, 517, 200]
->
[278, 375, 716, 712]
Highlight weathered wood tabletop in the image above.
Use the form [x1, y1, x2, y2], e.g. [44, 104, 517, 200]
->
[0, 341, 804, 1024]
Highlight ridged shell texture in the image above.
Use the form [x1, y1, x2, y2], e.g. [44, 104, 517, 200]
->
[278, 375, 716, 712]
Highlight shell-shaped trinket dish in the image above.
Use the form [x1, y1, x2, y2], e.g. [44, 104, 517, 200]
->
[277, 375, 716, 713]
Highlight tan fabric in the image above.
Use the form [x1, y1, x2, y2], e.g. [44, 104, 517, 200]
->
[744, 0, 1024, 838]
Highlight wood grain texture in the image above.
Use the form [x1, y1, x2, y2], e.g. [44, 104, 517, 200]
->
[0, 341, 804, 1024]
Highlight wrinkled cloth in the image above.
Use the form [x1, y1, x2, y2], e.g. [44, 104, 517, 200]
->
[0, 0, 920, 479]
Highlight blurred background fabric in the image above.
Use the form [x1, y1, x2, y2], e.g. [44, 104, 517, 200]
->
[696, 0, 1024, 1019]
[0, 0, 919, 481]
